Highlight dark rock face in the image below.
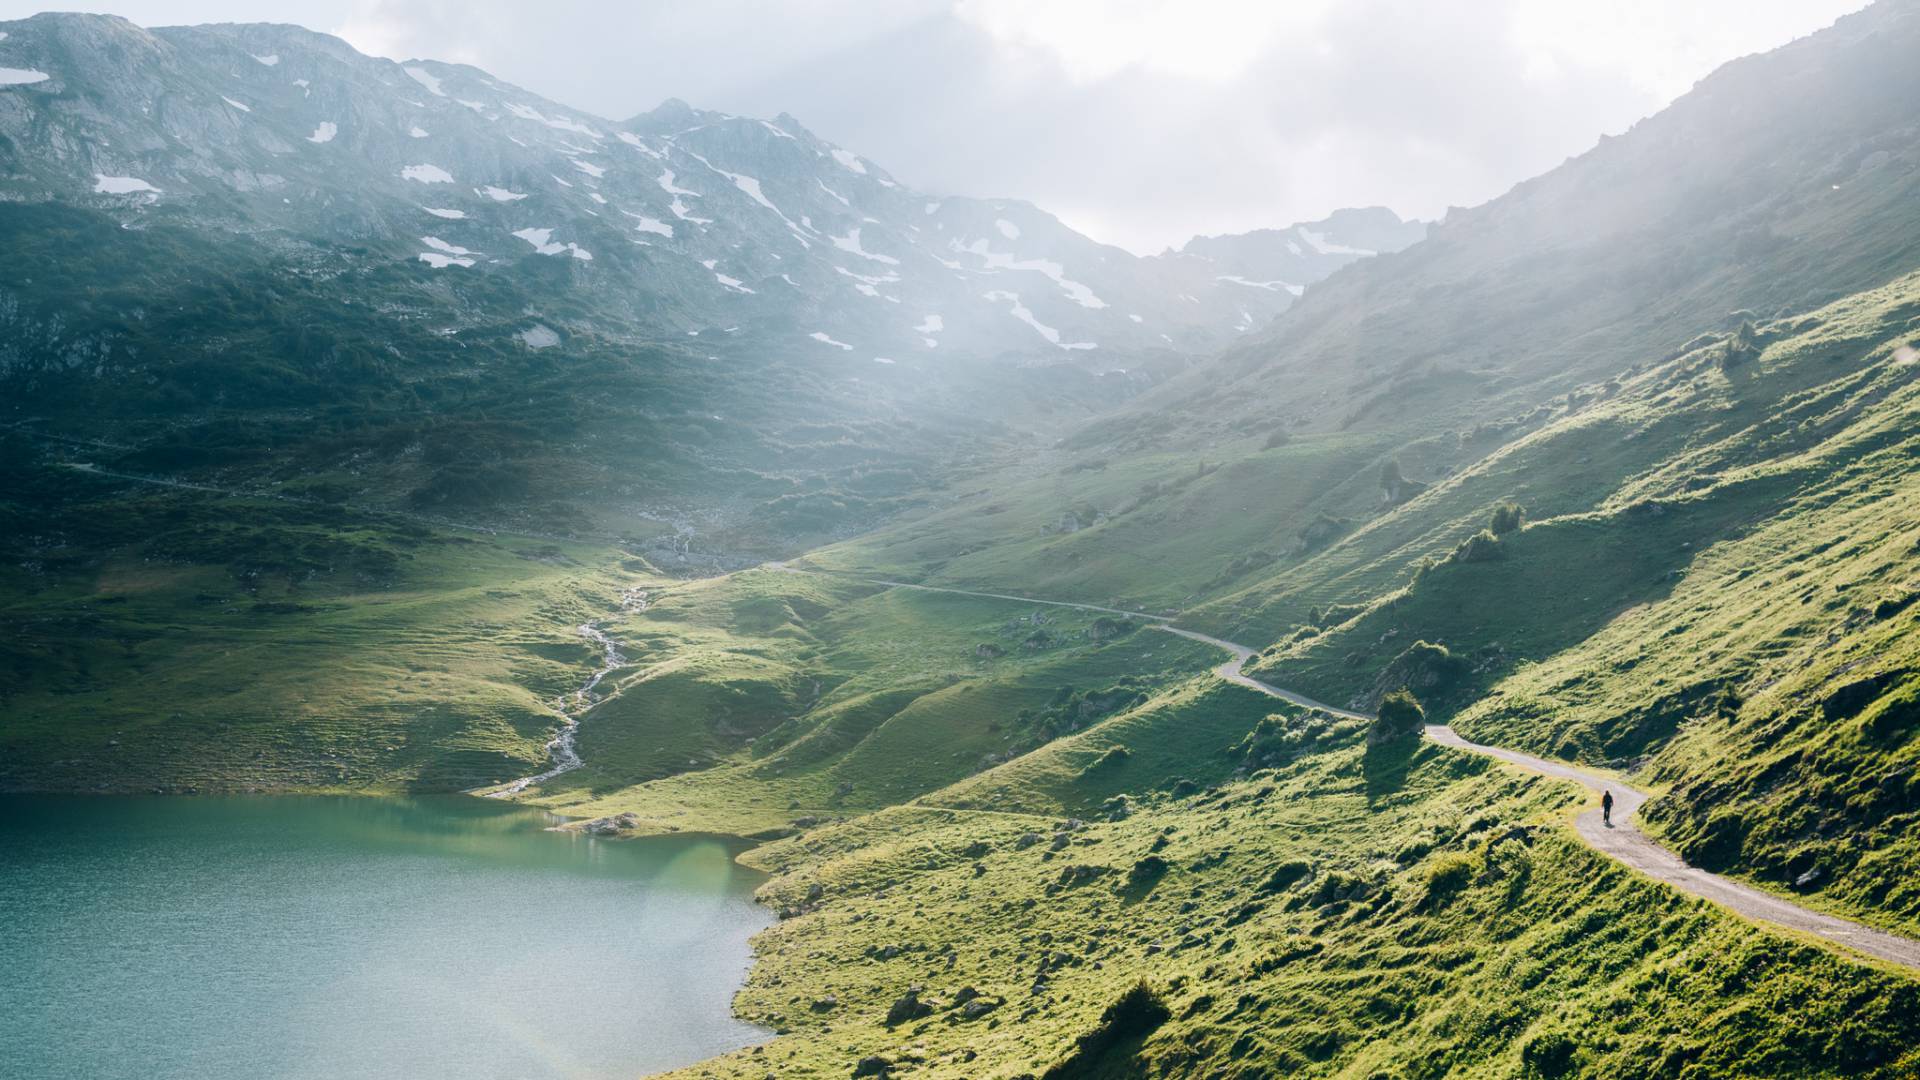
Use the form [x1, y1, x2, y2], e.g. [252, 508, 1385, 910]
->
[884, 987, 933, 1026]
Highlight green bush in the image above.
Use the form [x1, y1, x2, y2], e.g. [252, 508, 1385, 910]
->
[1260, 858, 1313, 893]
[1489, 501, 1526, 534]
[1127, 855, 1170, 889]
[1372, 690, 1426, 742]
[1858, 682, 1919, 745]
[1521, 1031, 1580, 1077]
[1449, 529, 1505, 564]
[1042, 981, 1171, 1079]
[1419, 853, 1477, 910]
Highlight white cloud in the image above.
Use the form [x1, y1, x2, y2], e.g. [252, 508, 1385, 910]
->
[12, 0, 1869, 253]
[952, 0, 1336, 83]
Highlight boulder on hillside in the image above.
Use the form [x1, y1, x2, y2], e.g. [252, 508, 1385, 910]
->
[885, 987, 934, 1026]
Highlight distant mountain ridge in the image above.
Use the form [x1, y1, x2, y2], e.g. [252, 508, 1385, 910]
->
[0, 12, 1420, 369]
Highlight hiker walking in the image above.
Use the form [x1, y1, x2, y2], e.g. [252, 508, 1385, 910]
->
[1602, 789, 1615, 826]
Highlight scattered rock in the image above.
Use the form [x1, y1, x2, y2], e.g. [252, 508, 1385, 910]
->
[885, 987, 933, 1026]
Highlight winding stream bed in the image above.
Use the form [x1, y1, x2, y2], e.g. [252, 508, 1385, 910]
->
[490, 588, 648, 798]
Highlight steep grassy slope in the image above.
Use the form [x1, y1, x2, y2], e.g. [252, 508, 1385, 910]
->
[804, 2, 1920, 627]
[655, 706, 1920, 1079]
[1223, 271, 1920, 935]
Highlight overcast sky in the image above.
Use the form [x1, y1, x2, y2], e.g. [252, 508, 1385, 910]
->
[1, 0, 1870, 252]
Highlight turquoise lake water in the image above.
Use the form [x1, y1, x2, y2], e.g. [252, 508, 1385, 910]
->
[0, 795, 770, 1080]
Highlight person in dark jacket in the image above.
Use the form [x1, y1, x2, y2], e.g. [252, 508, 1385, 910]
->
[1601, 789, 1615, 826]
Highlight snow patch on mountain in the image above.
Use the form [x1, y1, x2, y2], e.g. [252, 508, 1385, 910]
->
[408, 126, 429, 138]
[401, 164, 454, 184]
[423, 206, 466, 219]
[477, 185, 527, 202]
[93, 174, 159, 196]
[417, 251, 473, 268]
[251, 53, 279, 66]
[221, 96, 251, 113]
[520, 324, 560, 348]
[959, 239, 1105, 309]
[810, 331, 854, 350]
[512, 227, 592, 259]
[830, 148, 866, 174]
[995, 219, 1020, 240]
[622, 210, 673, 238]
[682, 153, 812, 244]
[836, 266, 899, 300]
[1295, 226, 1373, 257]
[0, 67, 50, 86]
[983, 290, 1096, 351]
[832, 227, 899, 266]
[657, 169, 699, 197]
[1216, 274, 1304, 297]
[404, 66, 445, 96]
[422, 236, 478, 256]
[616, 131, 664, 159]
[307, 121, 338, 144]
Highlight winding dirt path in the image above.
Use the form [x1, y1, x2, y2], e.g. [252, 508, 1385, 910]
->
[1158, 626, 1920, 971]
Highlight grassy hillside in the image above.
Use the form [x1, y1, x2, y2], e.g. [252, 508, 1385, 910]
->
[653, 698, 1920, 1079]
[802, 3, 1920, 640]
[518, 569, 1218, 835]
[0, 462, 636, 792]
[1222, 271, 1920, 934]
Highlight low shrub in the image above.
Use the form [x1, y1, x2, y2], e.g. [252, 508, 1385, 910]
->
[1490, 501, 1526, 534]
[1371, 690, 1426, 743]
[1081, 745, 1131, 776]
[1449, 529, 1505, 564]
[1260, 858, 1313, 893]
[1419, 853, 1477, 910]
[1041, 981, 1171, 1079]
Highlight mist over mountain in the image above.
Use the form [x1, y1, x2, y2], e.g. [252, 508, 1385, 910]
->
[7, 6, 1920, 1080]
[0, 12, 1426, 554]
